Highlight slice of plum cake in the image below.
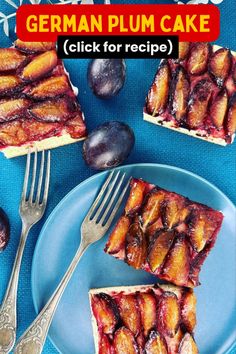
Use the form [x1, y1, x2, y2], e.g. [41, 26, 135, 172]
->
[105, 178, 223, 288]
[90, 284, 198, 354]
[0, 40, 86, 158]
[144, 42, 236, 146]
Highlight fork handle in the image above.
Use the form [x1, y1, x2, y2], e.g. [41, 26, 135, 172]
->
[14, 240, 89, 354]
[0, 224, 30, 354]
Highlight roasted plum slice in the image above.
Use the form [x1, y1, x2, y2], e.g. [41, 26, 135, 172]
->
[0, 49, 26, 72]
[0, 76, 22, 96]
[148, 230, 175, 273]
[105, 216, 131, 254]
[145, 330, 168, 354]
[187, 42, 210, 76]
[178, 42, 190, 61]
[170, 66, 190, 122]
[157, 292, 180, 338]
[65, 114, 86, 139]
[189, 210, 218, 252]
[181, 290, 197, 333]
[28, 98, 75, 123]
[138, 291, 157, 337]
[113, 327, 139, 354]
[125, 222, 147, 269]
[162, 197, 189, 229]
[178, 333, 198, 354]
[0, 208, 10, 252]
[226, 93, 236, 137]
[0, 120, 28, 146]
[210, 89, 228, 129]
[161, 234, 190, 286]
[21, 50, 58, 82]
[22, 119, 60, 140]
[187, 79, 213, 129]
[116, 294, 140, 336]
[99, 334, 114, 354]
[141, 189, 165, 229]
[146, 61, 171, 116]
[125, 179, 148, 216]
[91, 294, 120, 334]
[15, 40, 56, 54]
[209, 48, 232, 87]
[0, 99, 30, 123]
[28, 75, 70, 100]
[189, 244, 211, 287]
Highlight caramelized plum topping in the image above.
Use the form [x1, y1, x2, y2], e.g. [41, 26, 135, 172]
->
[113, 327, 139, 354]
[187, 43, 210, 76]
[138, 291, 157, 337]
[99, 334, 113, 354]
[0, 99, 30, 123]
[209, 48, 232, 87]
[189, 211, 217, 252]
[92, 294, 120, 334]
[178, 333, 198, 354]
[21, 50, 58, 82]
[0, 76, 22, 96]
[141, 190, 165, 229]
[181, 290, 197, 333]
[15, 40, 56, 54]
[226, 93, 236, 136]
[0, 120, 28, 146]
[210, 89, 228, 129]
[162, 198, 189, 229]
[65, 114, 86, 139]
[145, 331, 168, 354]
[170, 66, 190, 122]
[125, 179, 147, 216]
[28, 75, 70, 100]
[125, 223, 147, 269]
[157, 292, 180, 338]
[187, 79, 213, 129]
[105, 216, 130, 254]
[147, 61, 171, 116]
[161, 235, 190, 286]
[29, 98, 74, 123]
[22, 119, 60, 140]
[178, 42, 190, 61]
[0, 208, 10, 252]
[117, 294, 140, 336]
[0, 49, 26, 72]
[148, 230, 175, 272]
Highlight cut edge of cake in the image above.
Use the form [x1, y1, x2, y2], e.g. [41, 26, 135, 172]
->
[143, 45, 236, 146]
[3, 132, 86, 158]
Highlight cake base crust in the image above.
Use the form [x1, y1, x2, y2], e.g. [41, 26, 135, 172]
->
[2, 133, 86, 158]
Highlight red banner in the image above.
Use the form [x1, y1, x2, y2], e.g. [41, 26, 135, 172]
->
[16, 4, 220, 42]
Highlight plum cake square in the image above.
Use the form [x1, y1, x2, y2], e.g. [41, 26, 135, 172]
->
[0, 40, 86, 158]
[90, 284, 198, 354]
[144, 42, 236, 146]
[105, 179, 223, 288]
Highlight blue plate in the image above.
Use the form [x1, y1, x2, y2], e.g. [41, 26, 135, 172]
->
[31, 163, 236, 354]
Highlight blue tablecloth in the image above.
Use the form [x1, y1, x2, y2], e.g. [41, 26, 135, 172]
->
[0, 0, 235, 353]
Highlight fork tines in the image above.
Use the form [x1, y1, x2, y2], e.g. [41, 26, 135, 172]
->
[21, 149, 50, 205]
[87, 170, 130, 229]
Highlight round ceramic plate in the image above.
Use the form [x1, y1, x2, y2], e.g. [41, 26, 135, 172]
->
[31, 163, 236, 354]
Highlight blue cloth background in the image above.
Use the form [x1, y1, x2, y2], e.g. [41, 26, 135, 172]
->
[0, 0, 235, 353]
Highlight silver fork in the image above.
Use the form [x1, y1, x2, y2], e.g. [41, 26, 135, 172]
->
[0, 150, 50, 354]
[14, 170, 129, 354]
